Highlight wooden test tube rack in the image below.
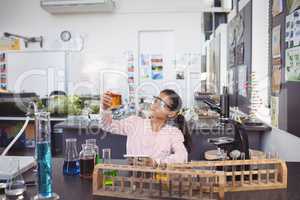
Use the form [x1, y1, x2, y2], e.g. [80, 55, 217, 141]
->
[169, 159, 287, 193]
[93, 163, 225, 200]
[92, 159, 287, 200]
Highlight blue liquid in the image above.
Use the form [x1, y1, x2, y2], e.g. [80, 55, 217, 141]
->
[63, 160, 80, 176]
[36, 141, 53, 198]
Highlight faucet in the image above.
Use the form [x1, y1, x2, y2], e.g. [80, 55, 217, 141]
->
[26, 101, 38, 117]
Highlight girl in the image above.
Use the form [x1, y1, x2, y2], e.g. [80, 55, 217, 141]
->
[100, 89, 192, 164]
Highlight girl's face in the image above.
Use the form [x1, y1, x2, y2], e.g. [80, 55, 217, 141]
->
[149, 92, 176, 120]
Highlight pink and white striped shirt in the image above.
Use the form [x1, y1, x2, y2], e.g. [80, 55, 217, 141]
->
[100, 112, 188, 164]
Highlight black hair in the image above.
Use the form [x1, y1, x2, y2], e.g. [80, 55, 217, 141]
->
[161, 89, 192, 153]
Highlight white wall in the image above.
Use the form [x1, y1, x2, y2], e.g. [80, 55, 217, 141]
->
[215, 23, 228, 93]
[250, 0, 300, 161]
[262, 127, 300, 162]
[251, 0, 271, 122]
[0, 0, 207, 97]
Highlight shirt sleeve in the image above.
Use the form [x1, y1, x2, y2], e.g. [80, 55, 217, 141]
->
[156, 129, 188, 164]
[99, 110, 139, 136]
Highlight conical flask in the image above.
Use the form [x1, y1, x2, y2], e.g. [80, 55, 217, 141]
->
[63, 138, 80, 176]
[5, 160, 26, 199]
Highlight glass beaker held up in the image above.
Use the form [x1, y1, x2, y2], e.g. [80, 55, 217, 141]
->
[33, 112, 59, 200]
[63, 138, 80, 176]
[79, 144, 96, 179]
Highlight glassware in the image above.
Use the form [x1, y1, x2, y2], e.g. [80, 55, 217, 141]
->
[5, 160, 26, 199]
[109, 92, 122, 109]
[102, 148, 111, 164]
[79, 144, 96, 179]
[33, 112, 59, 200]
[63, 138, 80, 176]
[86, 139, 101, 164]
[102, 148, 117, 186]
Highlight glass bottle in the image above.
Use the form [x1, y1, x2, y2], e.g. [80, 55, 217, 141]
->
[79, 144, 96, 179]
[33, 112, 59, 200]
[63, 138, 80, 176]
[85, 139, 101, 164]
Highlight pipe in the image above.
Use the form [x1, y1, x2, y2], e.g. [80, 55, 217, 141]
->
[1, 116, 30, 156]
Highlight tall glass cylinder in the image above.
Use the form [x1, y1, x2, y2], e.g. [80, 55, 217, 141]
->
[33, 112, 59, 200]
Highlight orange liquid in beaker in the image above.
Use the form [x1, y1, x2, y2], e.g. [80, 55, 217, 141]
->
[110, 93, 122, 109]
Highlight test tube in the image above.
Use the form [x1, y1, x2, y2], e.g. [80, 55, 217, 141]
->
[210, 162, 216, 199]
[188, 175, 193, 197]
[257, 162, 261, 184]
[102, 148, 111, 164]
[159, 179, 162, 197]
[199, 179, 203, 199]
[168, 175, 172, 197]
[274, 152, 279, 183]
[232, 158, 236, 187]
[240, 153, 245, 185]
[178, 175, 182, 197]
[139, 177, 143, 193]
[121, 177, 125, 192]
[266, 152, 271, 184]
[149, 173, 153, 195]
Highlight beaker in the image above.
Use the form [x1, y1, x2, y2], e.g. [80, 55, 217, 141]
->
[109, 92, 122, 109]
[79, 144, 96, 179]
[33, 112, 59, 200]
[63, 138, 80, 176]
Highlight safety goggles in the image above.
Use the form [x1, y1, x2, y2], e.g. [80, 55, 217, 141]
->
[151, 96, 172, 110]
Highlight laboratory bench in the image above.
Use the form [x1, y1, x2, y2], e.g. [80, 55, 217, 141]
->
[1, 147, 299, 200]
[7, 156, 300, 200]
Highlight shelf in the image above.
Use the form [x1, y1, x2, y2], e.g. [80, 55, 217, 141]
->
[0, 116, 66, 121]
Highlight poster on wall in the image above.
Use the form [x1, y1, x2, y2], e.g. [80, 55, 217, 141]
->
[140, 54, 151, 80]
[272, 25, 281, 58]
[238, 65, 247, 97]
[272, 0, 283, 16]
[151, 55, 163, 80]
[286, 46, 300, 81]
[287, 0, 300, 14]
[0, 53, 7, 90]
[0, 38, 20, 51]
[271, 96, 279, 128]
[272, 65, 282, 93]
[285, 8, 300, 48]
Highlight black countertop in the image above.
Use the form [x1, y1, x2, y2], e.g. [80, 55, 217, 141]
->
[18, 158, 300, 200]
[1, 149, 298, 200]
